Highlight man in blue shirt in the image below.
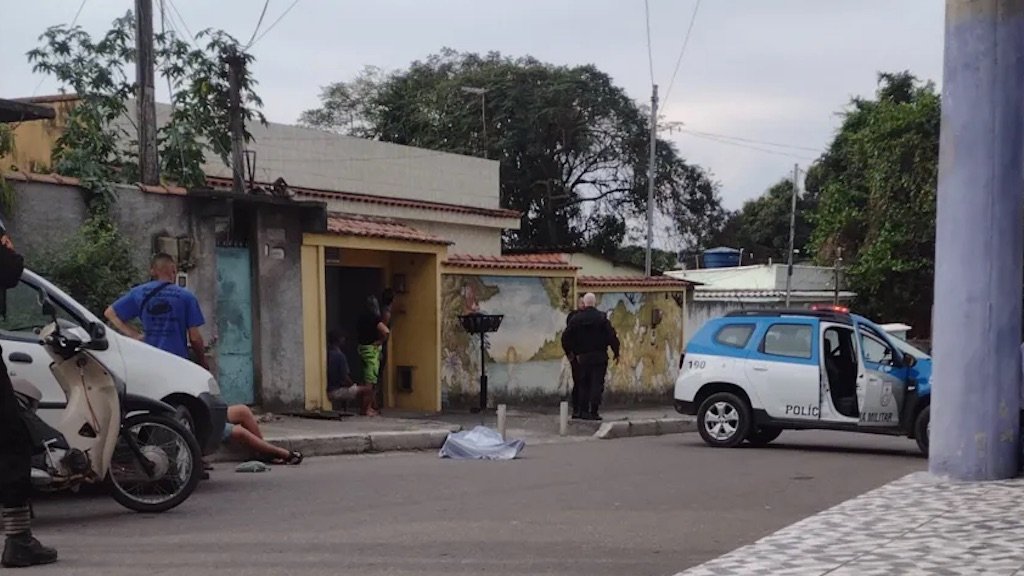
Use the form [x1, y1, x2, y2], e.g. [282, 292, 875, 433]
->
[104, 253, 208, 370]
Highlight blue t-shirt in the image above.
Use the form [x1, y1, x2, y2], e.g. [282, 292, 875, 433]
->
[112, 280, 205, 359]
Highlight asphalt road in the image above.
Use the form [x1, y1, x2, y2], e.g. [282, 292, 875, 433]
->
[29, 430, 924, 576]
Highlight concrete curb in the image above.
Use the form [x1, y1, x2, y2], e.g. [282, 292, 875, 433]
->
[207, 426, 461, 463]
[594, 418, 697, 440]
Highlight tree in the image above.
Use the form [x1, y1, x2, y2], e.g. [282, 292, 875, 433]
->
[27, 12, 266, 196]
[300, 49, 724, 253]
[25, 13, 265, 310]
[808, 71, 939, 331]
[711, 177, 818, 264]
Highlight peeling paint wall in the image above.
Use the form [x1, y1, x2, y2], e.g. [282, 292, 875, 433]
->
[441, 274, 574, 407]
[441, 272, 686, 407]
[594, 291, 684, 403]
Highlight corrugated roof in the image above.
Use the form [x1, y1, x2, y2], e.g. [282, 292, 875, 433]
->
[204, 176, 520, 220]
[693, 289, 856, 300]
[3, 170, 187, 196]
[579, 275, 694, 289]
[326, 213, 451, 245]
[445, 253, 578, 271]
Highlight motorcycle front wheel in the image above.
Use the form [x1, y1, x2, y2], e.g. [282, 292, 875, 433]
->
[108, 413, 202, 513]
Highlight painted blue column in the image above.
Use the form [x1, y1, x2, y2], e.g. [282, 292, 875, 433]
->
[931, 0, 1024, 481]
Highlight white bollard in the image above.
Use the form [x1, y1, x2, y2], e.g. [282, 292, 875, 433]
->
[497, 404, 507, 440]
[559, 401, 569, 436]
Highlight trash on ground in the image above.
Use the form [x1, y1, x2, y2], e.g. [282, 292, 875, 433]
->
[235, 461, 272, 473]
[439, 426, 525, 460]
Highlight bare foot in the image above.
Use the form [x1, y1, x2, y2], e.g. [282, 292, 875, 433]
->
[366, 408, 381, 417]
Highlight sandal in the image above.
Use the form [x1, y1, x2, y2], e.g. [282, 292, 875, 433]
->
[271, 451, 303, 466]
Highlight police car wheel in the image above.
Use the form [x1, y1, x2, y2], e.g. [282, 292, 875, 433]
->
[746, 426, 782, 447]
[697, 392, 751, 448]
[914, 405, 930, 456]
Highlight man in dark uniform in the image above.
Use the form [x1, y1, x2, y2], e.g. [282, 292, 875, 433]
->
[566, 296, 585, 419]
[561, 292, 620, 421]
[0, 227, 58, 568]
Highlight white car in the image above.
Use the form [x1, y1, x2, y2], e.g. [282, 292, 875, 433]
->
[2, 269, 227, 455]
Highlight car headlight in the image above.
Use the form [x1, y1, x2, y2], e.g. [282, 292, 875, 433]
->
[207, 377, 221, 396]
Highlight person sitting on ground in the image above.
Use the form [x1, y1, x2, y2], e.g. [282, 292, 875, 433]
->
[222, 404, 303, 465]
[327, 330, 378, 416]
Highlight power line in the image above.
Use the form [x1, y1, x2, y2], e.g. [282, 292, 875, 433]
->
[250, 0, 300, 48]
[678, 130, 816, 161]
[643, 0, 655, 86]
[663, 0, 701, 104]
[29, 0, 90, 97]
[244, 0, 271, 49]
[71, 0, 89, 27]
[166, 0, 197, 45]
[679, 128, 821, 153]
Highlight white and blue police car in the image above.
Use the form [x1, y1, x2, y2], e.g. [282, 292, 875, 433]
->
[674, 306, 933, 455]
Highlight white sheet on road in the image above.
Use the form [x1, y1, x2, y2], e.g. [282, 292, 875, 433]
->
[439, 426, 525, 460]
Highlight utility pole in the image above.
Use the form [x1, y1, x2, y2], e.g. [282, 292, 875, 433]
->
[226, 48, 246, 195]
[784, 163, 798, 306]
[135, 0, 159, 185]
[931, 0, 1023, 481]
[644, 84, 659, 277]
[480, 91, 486, 160]
[460, 86, 489, 159]
[833, 247, 843, 305]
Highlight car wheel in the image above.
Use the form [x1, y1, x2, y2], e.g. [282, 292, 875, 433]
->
[914, 405, 930, 456]
[169, 402, 196, 434]
[746, 426, 783, 447]
[697, 392, 752, 448]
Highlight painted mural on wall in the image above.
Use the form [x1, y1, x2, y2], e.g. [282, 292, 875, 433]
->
[595, 292, 684, 400]
[441, 273, 686, 406]
[441, 274, 573, 406]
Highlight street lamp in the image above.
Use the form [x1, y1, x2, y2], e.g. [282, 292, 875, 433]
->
[460, 86, 488, 159]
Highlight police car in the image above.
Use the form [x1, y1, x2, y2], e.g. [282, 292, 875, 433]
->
[674, 306, 933, 455]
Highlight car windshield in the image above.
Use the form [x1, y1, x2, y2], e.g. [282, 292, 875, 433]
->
[892, 338, 929, 359]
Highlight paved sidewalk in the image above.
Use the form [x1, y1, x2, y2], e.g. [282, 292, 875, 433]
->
[677, 471, 1024, 576]
[209, 406, 694, 461]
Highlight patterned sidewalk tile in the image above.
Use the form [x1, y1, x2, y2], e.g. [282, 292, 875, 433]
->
[677, 472, 1024, 576]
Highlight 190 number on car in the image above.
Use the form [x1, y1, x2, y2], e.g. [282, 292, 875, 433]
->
[687, 359, 707, 370]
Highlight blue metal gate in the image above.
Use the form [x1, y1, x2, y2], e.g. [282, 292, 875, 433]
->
[216, 246, 254, 405]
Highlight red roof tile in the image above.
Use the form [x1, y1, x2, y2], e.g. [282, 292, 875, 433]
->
[326, 213, 451, 245]
[578, 275, 694, 289]
[2, 170, 187, 196]
[204, 176, 520, 220]
[444, 253, 578, 271]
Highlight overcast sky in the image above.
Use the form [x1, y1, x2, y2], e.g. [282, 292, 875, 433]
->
[1, 1, 944, 212]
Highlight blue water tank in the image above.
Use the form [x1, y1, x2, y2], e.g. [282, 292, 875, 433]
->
[702, 246, 741, 268]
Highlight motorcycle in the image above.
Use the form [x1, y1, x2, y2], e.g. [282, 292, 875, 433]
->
[12, 294, 202, 513]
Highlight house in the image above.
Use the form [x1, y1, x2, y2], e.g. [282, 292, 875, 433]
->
[667, 262, 855, 344]
[3, 94, 694, 412]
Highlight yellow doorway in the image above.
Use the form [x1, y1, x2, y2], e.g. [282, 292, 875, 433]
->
[301, 235, 444, 412]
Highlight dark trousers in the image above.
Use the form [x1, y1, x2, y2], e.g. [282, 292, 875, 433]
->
[0, 362, 32, 509]
[577, 361, 608, 415]
[569, 360, 582, 415]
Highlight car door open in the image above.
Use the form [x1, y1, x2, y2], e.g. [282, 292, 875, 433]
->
[854, 323, 906, 427]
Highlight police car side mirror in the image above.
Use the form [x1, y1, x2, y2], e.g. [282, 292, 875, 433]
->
[903, 353, 917, 368]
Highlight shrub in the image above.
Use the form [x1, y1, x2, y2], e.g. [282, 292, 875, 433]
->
[37, 216, 140, 317]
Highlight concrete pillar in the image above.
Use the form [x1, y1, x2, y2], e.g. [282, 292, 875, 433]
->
[931, 0, 1024, 481]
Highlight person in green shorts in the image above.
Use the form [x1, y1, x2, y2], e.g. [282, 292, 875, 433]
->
[356, 296, 389, 409]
